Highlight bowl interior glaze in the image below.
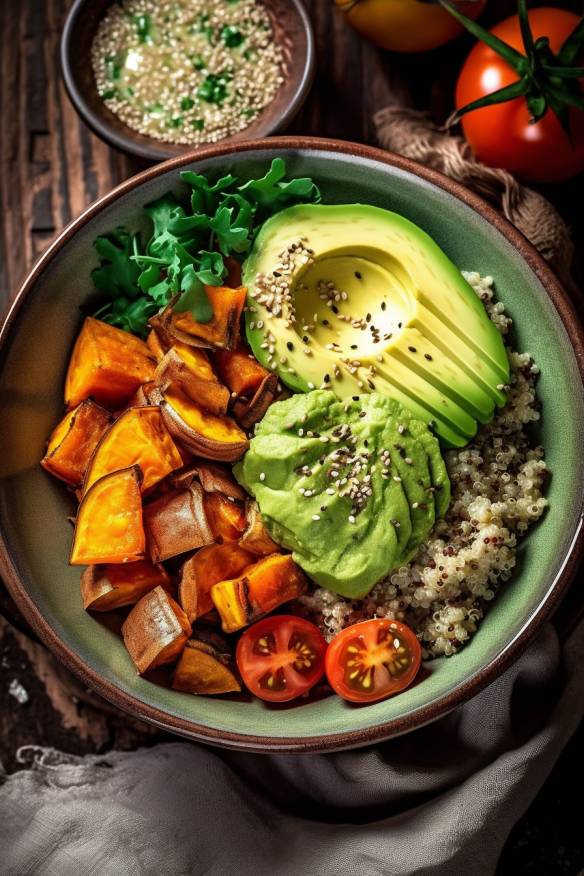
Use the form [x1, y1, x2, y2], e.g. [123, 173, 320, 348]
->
[1, 141, 583, 751]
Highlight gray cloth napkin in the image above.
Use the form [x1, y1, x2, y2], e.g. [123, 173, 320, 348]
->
[1, 617, 583, 875]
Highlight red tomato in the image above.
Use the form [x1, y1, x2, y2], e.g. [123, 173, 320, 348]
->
[455, 8, 584, 182]
[325, 619, 421, 704]
[236, 615, 327, 703]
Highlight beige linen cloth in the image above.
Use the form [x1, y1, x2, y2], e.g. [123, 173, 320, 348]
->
[1, 110, 583, 876]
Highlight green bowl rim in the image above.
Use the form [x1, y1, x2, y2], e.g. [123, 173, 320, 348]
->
[1, 136, 583, 753]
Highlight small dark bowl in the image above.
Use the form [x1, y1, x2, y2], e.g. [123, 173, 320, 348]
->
[61, 0, 315, 161]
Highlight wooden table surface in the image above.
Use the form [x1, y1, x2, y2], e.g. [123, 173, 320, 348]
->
[0, 0, 582, 870]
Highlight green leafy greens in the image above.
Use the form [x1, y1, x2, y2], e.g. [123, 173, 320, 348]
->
[91, 158, 321, 337]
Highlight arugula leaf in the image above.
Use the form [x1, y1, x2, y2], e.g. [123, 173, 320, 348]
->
[180, 170, 236, 214]
[194, 250, 227, 286]
[91, 230, 142, 298]
[99, 296, 158, 338]
[209, 205, 250, 255]
[238, 158, 321, 217]
[174, 268, 214, 321]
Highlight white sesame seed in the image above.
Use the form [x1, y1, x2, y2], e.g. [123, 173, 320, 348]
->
[259, 472, 266, 482]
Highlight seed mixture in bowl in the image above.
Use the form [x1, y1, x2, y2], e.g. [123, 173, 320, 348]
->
[299, 273, 548, 658]
[91, 0, 284, 146]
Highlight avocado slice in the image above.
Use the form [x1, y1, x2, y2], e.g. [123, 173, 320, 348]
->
[234, 391, 449, 599]
[243, 204, 509, 448]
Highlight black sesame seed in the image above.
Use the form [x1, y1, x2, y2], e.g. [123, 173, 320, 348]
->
[323, 373, 330, 383]
[355, 271, 362, 279]
[366, 313, 371, 322]
[398, 322, 402, 329]
[408, 346, 417, 353]
[286, 341, 294, 351]
[352, 396, 359, 401]
[424, 353, 433, 361]
[331, 305, 339, 314]
[350, 344, 358, 349]
[381, 301, 387, 311]
[322, 319, 329, 325]
[303, 335, 309, 343]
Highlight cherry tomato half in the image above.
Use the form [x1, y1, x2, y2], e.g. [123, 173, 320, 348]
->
[455, 8, 584, 182]
[325, 619, 421, 704]
[236, 615, 327, 703]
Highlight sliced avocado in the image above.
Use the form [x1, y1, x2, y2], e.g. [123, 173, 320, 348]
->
[408, 419, 451, 519]
[234, 391, 449, 599]
[243, 204, 509, 448]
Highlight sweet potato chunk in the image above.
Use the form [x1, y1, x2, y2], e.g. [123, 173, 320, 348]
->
[147, 329, 167, 362]
[169, 460, 247, 500]
[41, 400, 112, 487]
[143, 482, 214, 563]
[211, 554, 307, 633]
[70, 465, 145, 565]
[153, 286, 246, 351]
[239, 500, 279, 556]
[81, 561, 172, 611]
[204, 492, 247, 543]
[179, 543, 255, 622]
[155, 344, 230, 415]
[172, 639, 240, 695]
[83, 406, 183, 495]
[160, 386, 248, 462]
[213, 345, 270, 397]
[65, 317, 156, 409]
[122, 586, 191, 674]
[233, 373, 279, 430]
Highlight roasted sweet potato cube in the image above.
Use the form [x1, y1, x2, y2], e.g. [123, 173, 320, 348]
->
[41, 399, 112, 487]
[143, 482, 214, 563]
[169, 460, 246, 500]
[147, 329, 167, 362]
[81, 561, 173, 611]
[83, 406, 183, 495]
[65, 317, 156, 409]
[239, 500, 278, 556]
[155, 344, 230, 415]
[213, 345, 270, 397]
[70, 465, 145, 565]
[204, 492, 247, 543]
[179, 543, 255, 622]
[153, 286, 246, 351]
[172, 639, 240, 695]
[211, 554, 307, 633]
[160, 386, 248, 462]
[122, 586, 191, 674]
[233, 373, 279, 430]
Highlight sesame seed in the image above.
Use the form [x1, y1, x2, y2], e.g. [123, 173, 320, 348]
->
[312, 514, 321, 521]
[259, 472, 266, 481]
[348, 515, 356, 524]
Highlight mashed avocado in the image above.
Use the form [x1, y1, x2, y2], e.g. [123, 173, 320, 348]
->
[234, 391, 450, 599]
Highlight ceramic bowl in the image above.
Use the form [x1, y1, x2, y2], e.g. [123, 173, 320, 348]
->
[1, 138, 583, 752]
[60, 0, 315, 161]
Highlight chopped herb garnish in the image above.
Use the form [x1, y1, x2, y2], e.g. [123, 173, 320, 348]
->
[180, 97, 195, 111]
[191, 54, 206, 70]
[197, 73, 229, 104]
[194, 118, 205, 130]
[133, 13, 152, 43]
[168, 116, 183, 128]
[221, 25, 244, 47]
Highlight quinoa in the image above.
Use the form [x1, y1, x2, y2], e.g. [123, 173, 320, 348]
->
[299, 273, 548, 659]
[91, 0, 284, 146]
